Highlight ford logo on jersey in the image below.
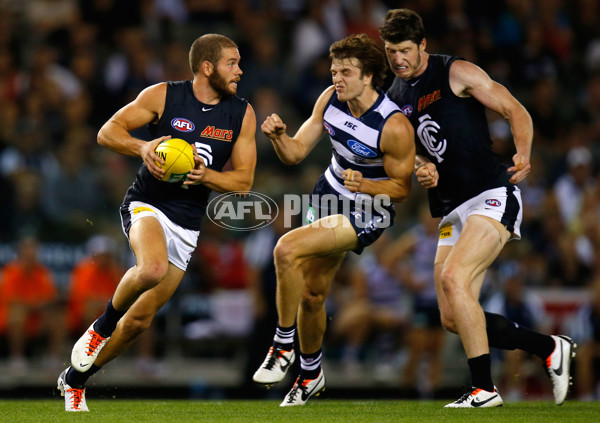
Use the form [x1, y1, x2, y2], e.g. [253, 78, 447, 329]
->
[171, 118, 195, 132]
[347, 140, 377, 158]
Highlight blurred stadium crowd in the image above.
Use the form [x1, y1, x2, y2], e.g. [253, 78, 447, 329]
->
[0, 0, 599, 400]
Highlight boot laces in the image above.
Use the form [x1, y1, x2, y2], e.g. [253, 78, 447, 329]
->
[285, 377, 306, 403]
[264, 346, 288, 370]
[85, 330, 107, 356]
[67, 387, 85, 409]
[454, 389, 476, 404]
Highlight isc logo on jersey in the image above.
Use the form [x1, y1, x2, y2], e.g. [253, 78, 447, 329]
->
[171, 118, 195, 132]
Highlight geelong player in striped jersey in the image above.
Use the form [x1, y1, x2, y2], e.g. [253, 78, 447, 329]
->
[252, 34, 415, 406]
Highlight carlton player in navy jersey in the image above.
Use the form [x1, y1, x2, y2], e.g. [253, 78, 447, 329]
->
[252, 34, 415, 406]
[57, 34, 256, 412]
[380, 9, 575, 408]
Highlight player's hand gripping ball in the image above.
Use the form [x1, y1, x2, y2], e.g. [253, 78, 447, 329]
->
[154, 138, 195, 183]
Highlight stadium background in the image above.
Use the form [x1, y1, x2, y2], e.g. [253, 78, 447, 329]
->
[0, 0, 598, 401]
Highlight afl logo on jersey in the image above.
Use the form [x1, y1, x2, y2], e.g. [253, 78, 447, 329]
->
[400, 105, 413, 117]
[171, 118, 195, 132]
[347, 140, 377, 158]
[485, 199, 502, 207]
[323, 122, 335, 136]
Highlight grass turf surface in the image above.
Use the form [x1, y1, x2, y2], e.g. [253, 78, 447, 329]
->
[1, 399, 599, 423]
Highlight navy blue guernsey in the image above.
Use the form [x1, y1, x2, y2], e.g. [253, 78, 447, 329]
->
[123, 80, 247, 230]
[386, 54, 510, 217]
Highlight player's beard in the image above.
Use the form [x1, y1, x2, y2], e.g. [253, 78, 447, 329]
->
[410, 52, 423, 77]
[209, 69, 237, 97]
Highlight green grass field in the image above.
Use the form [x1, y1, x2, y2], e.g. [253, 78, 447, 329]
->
[1, 399, 599, 423]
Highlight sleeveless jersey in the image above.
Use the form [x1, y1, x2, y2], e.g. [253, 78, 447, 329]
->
[123, 80, 248, 230]
[322, 89, 401, 200]
[386, 54, 510, 217]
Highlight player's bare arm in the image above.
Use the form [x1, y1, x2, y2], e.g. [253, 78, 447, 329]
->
[449, 60, 533, 184]
[184, 103, 257, 193]
[342, 112, 415, 202]
[264, 86, 334, 165]
[414, 154, 438, 189]
[97, 83, 171, 180]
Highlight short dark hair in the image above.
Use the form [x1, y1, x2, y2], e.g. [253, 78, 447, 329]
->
[329, 34, 388, 89]
[379, 9, 426, 45]
[189, 34, 238, 74]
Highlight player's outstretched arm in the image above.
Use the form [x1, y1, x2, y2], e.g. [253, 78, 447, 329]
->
[184, 103, 257, 193]
[97, 83, 170, 180]
[343, 112, 415, 202]
[263, 86, 334, 165]
[450, 60, 533, 184]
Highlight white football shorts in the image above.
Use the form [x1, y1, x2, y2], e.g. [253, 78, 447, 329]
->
[120, 200, 199, 271]
[438, 186, 522, 247]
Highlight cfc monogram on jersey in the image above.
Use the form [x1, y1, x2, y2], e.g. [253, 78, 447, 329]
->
[417, 114, 446, 163]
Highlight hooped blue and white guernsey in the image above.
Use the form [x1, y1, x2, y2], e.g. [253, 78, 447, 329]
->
[322, 89, 400, 200]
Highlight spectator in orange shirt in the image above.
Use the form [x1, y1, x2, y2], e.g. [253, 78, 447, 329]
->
[0, 236, 64, 374]
[67, 235, 124, 335]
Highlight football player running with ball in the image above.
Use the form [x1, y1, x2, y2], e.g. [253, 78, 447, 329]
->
[380, 9, 575, 408]
[252, 33, 415, 406]
[57, 34, 256, 412]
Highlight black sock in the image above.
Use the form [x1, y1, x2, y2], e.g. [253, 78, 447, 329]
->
[94, 299, 126, 338]
[485, 312, 555, 359]
[66, 364, 101, 389]
[468, 354, 494, 392]
[300, 349, 322, 380]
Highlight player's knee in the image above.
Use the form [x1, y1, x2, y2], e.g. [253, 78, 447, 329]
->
[300, 290, 326, 313]
[439, 313, 458, 333]
[439, 265, 463, 299]
[135, 261, 168, 290]
[120, 312, 153, 336]
[273, 237, 298, 270]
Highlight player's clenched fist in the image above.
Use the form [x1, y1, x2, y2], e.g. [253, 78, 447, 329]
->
[342, 168, 363, 192]
[415, 162, 438, 189]
[261, 113, 287, 140]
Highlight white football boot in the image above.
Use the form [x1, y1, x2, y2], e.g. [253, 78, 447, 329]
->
[253, 346, 295, 386]
[444, 387, 503, 408]
[57, 368, 89, 412]
[546, 335, 576, 405]
[280, 372, 325, 406]
[71, 320, 109, 372]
